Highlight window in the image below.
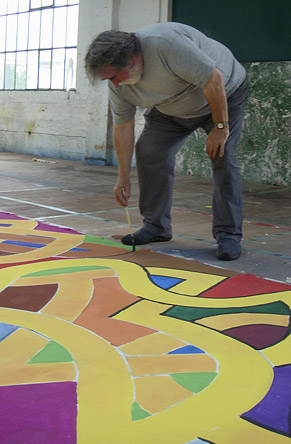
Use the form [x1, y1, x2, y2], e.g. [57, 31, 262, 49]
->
[0, 0, 79, 90]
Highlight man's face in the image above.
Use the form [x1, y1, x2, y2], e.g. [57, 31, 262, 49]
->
[100, 55, 142, 86]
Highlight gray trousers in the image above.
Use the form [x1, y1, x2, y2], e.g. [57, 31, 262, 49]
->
[135, 76, 249, 242]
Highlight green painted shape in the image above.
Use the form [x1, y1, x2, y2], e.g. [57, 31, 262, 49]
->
[166, 301, 289, 322]
[131, 402, 152, 421]
[171, 372, 217, 393]
[28, 341, 73, 364]
[84, 235, 136, 251]
[24, 265, 110, 277]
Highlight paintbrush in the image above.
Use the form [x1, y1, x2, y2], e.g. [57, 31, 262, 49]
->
[122, 188, 136, 252]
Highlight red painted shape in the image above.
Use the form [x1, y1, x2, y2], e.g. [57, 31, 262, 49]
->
[223, 324, 289, 349]
[200, 274, 291, 298]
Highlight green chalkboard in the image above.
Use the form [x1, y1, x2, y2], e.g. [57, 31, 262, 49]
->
[172, 0, 291, 62]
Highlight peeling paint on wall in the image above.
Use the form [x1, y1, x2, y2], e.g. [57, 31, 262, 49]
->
[176, 62, 291, 185]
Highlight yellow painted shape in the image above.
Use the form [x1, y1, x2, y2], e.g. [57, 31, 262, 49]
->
[0, 362, 76, 386]
[262, 334, 291, 366]
[0, 328, 48, 367]
[0, 219, 38, 230]
[147, 266, 225, 295]
[134, 375, 193, 414]
[114, 300, 275, 443]
[197, 312, 290, 330]
[205, 414, 291, 444]
[0, 226, 84, 263]
[120, 332, 185, 355]
[128, 354, 216, 376]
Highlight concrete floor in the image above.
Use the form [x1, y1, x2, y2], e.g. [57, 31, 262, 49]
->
[0, 152, 290, 283]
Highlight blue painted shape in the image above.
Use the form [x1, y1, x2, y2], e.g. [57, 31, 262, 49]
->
[150, 275, 184, 290]
[69, 248, 90, 252]
[0, 224, 12, 227]
[0, 323, 18, 342]
[2, 240, 46, 248]
[242, 365, 291, 436]
[169, 345, 205, 355]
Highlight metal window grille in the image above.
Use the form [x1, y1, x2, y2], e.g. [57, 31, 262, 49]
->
[0, 0, 79, 90]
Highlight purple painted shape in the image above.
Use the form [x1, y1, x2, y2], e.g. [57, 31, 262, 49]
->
[0, 381, 77, 444]
[0, 212, 26, 220]
[35, 222, 82, 235]
[242, 365, 291, 436]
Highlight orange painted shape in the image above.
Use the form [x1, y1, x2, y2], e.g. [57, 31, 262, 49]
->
[127, 354, 217, 376]
[74, 276, 156, 346]
[134, 375, 193, 414]
[0, 362, 76, 386]
[120, 332, 186, 356]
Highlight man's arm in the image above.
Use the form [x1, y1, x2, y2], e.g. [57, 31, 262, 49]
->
[203, 67, 229, 159]
[113, 119, 135, 207]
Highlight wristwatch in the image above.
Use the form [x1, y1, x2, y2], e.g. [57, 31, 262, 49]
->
[214, 121, 229, 130]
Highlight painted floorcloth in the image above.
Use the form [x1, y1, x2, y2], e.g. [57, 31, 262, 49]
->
[0, 212, 290, 444]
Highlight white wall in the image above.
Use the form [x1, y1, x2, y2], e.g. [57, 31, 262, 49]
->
[0, 0, 171, 164]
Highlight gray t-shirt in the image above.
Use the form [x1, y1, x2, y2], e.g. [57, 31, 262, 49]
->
[109, 22, 246, 124]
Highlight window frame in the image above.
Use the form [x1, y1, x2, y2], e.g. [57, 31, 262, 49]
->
[0, 0, 79, 91]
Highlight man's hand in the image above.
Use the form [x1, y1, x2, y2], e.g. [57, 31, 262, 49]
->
[206, 127, 229, 159]
[114, 177, 131, 207]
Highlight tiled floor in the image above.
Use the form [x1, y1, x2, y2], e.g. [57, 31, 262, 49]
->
[0, 152, 290, 282]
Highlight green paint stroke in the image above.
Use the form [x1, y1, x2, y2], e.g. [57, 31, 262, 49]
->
[131, 402, 152, 421]
[28, 340, 73, 364]
[166, 301, 290, 322]
[84, 234, 135, 251]
[171, 372, 217, 393]
[23, 265, 111, 277]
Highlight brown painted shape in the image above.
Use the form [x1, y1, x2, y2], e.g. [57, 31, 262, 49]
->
[58, 242, 131, 258]
[0, 284, 58, 311]
[117, 249, 238, 277]
[0, 244, 34, 253]
[223, 324, 289, 349]
[74, 276, 156, 346]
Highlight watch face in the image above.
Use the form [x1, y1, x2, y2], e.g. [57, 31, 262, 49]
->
[217, 122, 224, 129]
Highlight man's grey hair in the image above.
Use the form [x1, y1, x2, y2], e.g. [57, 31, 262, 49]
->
[85, 30, 140, 83]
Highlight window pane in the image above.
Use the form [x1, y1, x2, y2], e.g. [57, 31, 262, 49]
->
[40, 8, 53, 48]
[53, 6, 66, 47]
[0, 1, 7, 15]
[15, 50, 27, 88]
[28, 10, 40, 49]
[30, 0, 41, 8]
[0, 53, 4, 89]
[18, 0, 29, 13]
[6, 14, 17, 51]
[17, 12, 28, 50]
[42, 0, 53, 6]
[5, 52, 15, 89]
[27, 50, 38, 88]
[0, 16, 6, 51]
[39, 49, 51, 88]
[68, 0, 78, 5]
[7, 0, 18, 14]
[55, 0, 67, 6]
[51, 47, 64, 88]
[66, 5, 78, 46]
[65, 47, 76, 89]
